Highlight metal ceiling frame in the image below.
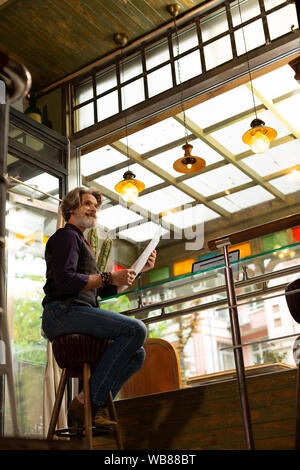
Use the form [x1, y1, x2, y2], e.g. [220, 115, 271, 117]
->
[81, 78, 300, 243]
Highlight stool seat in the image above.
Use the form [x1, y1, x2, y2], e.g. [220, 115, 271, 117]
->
[47, 333, 123, 450]
[52, 334, 109, 377]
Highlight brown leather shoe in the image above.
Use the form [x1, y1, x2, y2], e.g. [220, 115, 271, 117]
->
[68, 397, 116, 429]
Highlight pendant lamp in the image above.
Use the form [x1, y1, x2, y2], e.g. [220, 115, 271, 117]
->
[115, 170, 145, 203]
[167, 4, 206, 174]
[238, 0, 277, 154]
[242, 117, 277, 154]
[113, 33, 145, 202]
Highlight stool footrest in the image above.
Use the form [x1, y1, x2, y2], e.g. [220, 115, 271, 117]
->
[54, 425, 114, 438]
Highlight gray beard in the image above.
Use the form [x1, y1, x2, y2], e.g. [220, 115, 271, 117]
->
[74, 214, 97, 229]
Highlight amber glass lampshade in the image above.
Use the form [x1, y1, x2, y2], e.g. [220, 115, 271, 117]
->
[114, 170, 145, 203]
[173, 143, 206, 174]
[242, 118, 277, 154]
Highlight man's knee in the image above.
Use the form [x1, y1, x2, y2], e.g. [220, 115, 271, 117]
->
[130, 318, 147, 343]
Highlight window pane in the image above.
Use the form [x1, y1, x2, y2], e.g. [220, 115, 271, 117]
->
[8, 125, 63, 163]
[76, 102, 94, 131]
[267, 4, 298, 40]
[81, 146, 128, 177]
[145, 39, 170, 70]
[120, 118, 188, 154]
[119, 221, 168, 243]
[74, 79, 93, 105]
[269, 173, 300, 195]
[243, 139, 300, 176]
[234, 19, 266, 55]
[120, 53, 143, 83]
[231, 0, 261, 27]
[204, 35, 233, 70]
[214, 186, 274, 212]
[173, 25, 199, 56]
[201, 6, 228, 42]
[162, 204, 220, 229]
[185, 84, 253, 128]
[175, 50, 202, 84]
[97, 90, 119, 121]
[122, 79, 144, 110]
[147, 64, 173, 97]
[7, 156, 60, 201]
[96, 66, 117, 95]
[98, 204, 144, 230]
[264, 0, 287, 10]
[187, 164, 251, 197]
[136, 186, 194, 214]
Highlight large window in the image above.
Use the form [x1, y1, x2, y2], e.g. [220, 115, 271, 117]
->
[71, 0, 299, 133]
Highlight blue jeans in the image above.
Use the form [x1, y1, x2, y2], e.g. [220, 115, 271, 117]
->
[42, 301, 147, 406]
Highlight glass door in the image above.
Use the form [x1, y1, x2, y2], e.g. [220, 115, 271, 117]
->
[4, 167, 60, 437]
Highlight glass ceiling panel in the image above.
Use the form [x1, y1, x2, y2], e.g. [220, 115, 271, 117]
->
[275, 93, 300, 133]
[120, 118, 189, 154]
[162, 204, 220, 229]
[94, 163, 163, 193]
[81, 146, 128, 176]
[243, 139, 300, 176]
[185, 84, 254, 128]
[97, 204, 144, 230]
[268, 172, 300, 195]
[118, 221, 169, 243]
[213, 186, 275, 213]
[136, 186, 195, 214]
[252, 65, 300, 101]
[149, 139, 224, 177]
[187, 164, 252, 196]
[210, 109, 291, 155]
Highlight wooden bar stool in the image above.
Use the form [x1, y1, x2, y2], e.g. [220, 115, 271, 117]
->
[46, 334, 123, 450]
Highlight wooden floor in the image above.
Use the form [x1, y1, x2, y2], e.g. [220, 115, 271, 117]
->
[93, 367, 298, 450]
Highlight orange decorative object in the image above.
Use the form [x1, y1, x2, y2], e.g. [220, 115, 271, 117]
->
[173, 258, 195, 276]
[229, 242, 251, 259]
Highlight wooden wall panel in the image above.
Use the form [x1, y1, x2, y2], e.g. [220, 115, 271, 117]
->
[93, 369, 297, 450]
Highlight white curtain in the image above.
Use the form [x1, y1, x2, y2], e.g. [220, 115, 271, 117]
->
[42, 206, 67, 437]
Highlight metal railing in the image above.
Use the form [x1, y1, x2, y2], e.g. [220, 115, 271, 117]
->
[206, 213, 300, 450]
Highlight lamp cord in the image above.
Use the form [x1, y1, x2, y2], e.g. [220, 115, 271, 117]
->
[237, 0, 258, 119]
[120, 48, 130, 171]
[173, 14, 189, 145]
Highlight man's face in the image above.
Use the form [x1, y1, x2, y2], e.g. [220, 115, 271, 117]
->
[70, 193, 99, 230]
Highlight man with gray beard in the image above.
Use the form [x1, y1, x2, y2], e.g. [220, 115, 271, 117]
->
[41, 187, 156, 430]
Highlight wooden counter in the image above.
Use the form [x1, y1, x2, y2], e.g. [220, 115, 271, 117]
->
[94, 366, 298, 450]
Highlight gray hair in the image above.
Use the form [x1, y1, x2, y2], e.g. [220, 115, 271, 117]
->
[61, 187, 103, 222]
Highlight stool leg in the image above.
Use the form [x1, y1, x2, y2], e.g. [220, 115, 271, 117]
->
[47, 368, 68, 440]
[83, 362, 93, 450]
[107, 392, 124, 450]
